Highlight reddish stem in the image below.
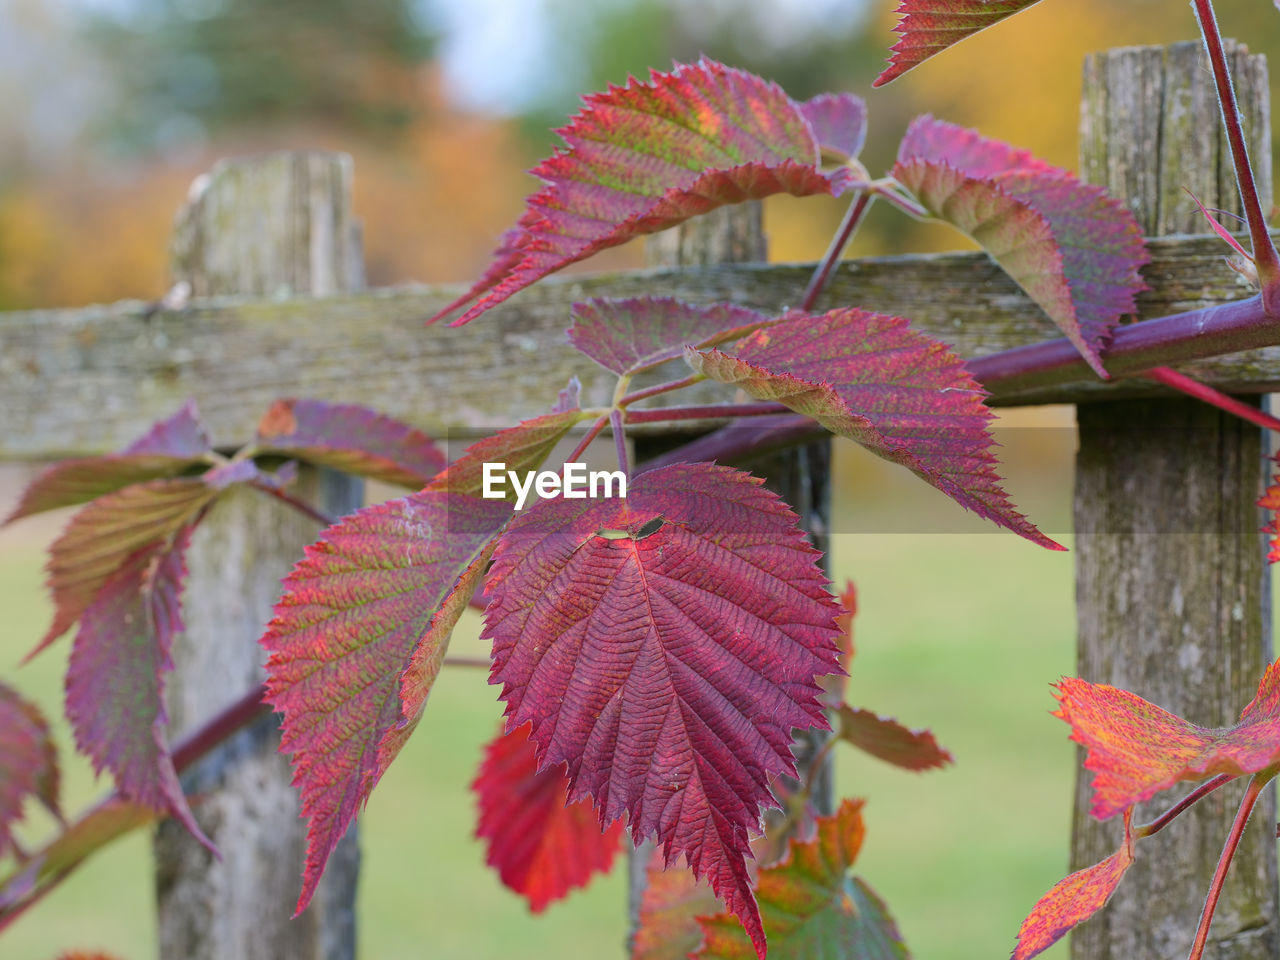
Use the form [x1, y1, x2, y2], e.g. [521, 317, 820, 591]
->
[1136, 774, 1234, 839]
[799, 191, 872, 313]
[1144, 366, 1280, 432]
[1190, 0, 1280, 308]
[625, 402, 788, 424]
[250, 481, 335, 528]
[610, 408, 630, 477]
[618, 374, 703, 408]
[564, 415, 608, 464]
[1187, 771, 1274, 960]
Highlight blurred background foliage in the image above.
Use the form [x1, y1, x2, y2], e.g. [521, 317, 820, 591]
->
[1, 1, 1279, 959]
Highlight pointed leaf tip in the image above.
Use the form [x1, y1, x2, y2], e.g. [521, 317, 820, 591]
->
[484, 462, 845, 954]
[895, 116, 1147, 378]
[1012, 809, 1135, 960]
[874, 1, 1046, 87]
[473, 723, 624, 912]
[435, 59, 856, 326]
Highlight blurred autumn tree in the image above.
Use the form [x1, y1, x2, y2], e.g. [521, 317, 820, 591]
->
[0, 0, 1277, 311]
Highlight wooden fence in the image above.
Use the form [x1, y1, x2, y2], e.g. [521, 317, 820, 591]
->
[1, 39, 1277, 960]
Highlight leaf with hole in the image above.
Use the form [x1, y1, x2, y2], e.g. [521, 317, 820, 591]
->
[685, 305, 1060, 548]
[432, 58, 859, 326]
[894, 116, 1147, 376]
[484, 461, 843, 957]
[473, 722, 624, 912]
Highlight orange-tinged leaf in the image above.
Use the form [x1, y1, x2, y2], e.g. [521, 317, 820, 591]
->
[1056, 666, 1280, 820]
[835, 705, 952, 772]
[424, 408, 588, 500]
[632, 849, 722, 960]
[1011, 809, 1135, 960]
[874, 1, 1045, 87]
[695, 799, 909, 960]
[473, 723, 624, 912]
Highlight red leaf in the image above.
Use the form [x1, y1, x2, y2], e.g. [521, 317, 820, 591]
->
[568, 298, 771, 377]
[686, 305, 1061, 549]
[696, 799, 909, 960]
[1012, 809, 1135, 960]
[255, 398, 447, 488]
[894, 117, 1147, 377]
[262, 490, 511, 915]
[1055, 666, 1280, 820]
[433, 59, 856, 326]
[0, 685, 59, 858]
[821, 581, 857, 707]
[473, 722, 624, 912]
[835, 705, 952, 772]
[35, 478, 218, 657]
[5, 401, 213, 525]
[874, 1, 1045, 87]
[800, 93, 868, 164]
[484, 462, 843, 958]
[632, 848, 722, 960]
[64, 528, 209, 850]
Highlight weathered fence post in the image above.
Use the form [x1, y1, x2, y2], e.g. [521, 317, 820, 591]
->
[1071, 43, 1278, 960]
[154, 152, 363, 959]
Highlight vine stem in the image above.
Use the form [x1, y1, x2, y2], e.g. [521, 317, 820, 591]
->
[249, 481, 335, 527]
[611, 408, 631, 477]
[1144, 366, 1280, 433]
[799, 191, 873, 313]
[1190, 0, 1280, 308]
[1136, 774, 1234, 839]
[564, 415, 608, 464]
[625, 402, 787, 424]
[618, 374, 704, 408]
[1187, 769, 1276, 960]
[442, 656, 491, 669]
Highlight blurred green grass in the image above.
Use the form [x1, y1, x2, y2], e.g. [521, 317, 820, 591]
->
[0, 431, 1082, 960]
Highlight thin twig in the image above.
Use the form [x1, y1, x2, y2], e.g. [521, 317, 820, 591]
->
[1191, 0, 1280, 306]
[1187, 770, 1275, 960]
[443, 656, 491, 669]
[799, 191, 873, 313]
[611, 408, 631, 477]
[625, 402, 787, 424]
[250, 481, 335, 527]
[1144, 366, 1280, 433]
[618, 374, 704, 408]
[564, 415, 608, 464]
[1136, 774, 1234, 839]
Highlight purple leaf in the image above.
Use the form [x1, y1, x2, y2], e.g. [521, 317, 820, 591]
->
[800, 93, 868, 163]
[685, 306, 1061, 549]
[895, 116, 1147, 377]
[64, 528, 210, 849]
[432, 58, 856, 327]
[255, 398, 447, 488]
[568, 298, 771, 376]
[0, 685, 60, 858]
